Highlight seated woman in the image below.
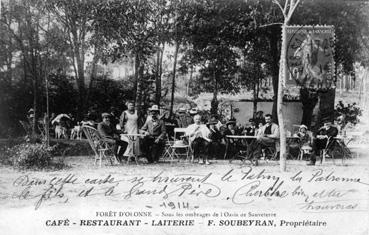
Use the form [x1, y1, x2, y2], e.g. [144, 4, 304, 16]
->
[223, 118, 243, 158]
[207, 117, 223, 159]
[294, 124, 315, 164]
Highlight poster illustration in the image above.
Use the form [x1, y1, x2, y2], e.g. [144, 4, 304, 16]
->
[286, 25, 335, 90]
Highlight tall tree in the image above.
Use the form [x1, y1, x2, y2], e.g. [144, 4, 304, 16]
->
[92, 0, 158, 121]
[46, 0, 93, 117]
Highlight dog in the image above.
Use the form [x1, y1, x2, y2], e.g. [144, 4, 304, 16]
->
[55, 125, 68, 139]
[71, 123, 83, 140]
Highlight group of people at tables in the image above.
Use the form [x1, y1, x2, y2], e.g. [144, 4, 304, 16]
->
[96, 103, 339, 166]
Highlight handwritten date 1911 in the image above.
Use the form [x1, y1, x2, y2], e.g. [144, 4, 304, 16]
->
[160, 201, 190, 210]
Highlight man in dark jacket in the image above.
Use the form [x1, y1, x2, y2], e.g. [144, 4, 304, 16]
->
[140, 105, 167, 163]
[314, 121, 338, 165]
[97, 113, 128, 163]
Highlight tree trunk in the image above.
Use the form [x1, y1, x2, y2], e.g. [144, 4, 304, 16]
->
[135, 53, 144, 122]
[211, 73, 219, 116]
[86, 46, 100, 115]
[32, 74, 37, 137]
[278, 25, 287, 172]
[155, 50, 161, 105]
[169, 41, 179, 118]
[300, 88, 318, 127]
[155, 44, 164, 105]
[269, 26, 280, 124]
[253, 77, 259, 117]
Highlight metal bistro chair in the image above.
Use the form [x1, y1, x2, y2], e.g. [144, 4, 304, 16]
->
[19, 120, 33, 137]
[326, 136, 353, 165]
[165, 128, 193, 162]
[82, 125, 117, 167]
[161, 135, 175, 162]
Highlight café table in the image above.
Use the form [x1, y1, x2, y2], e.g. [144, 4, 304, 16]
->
[121, 133, 145, 164]
[224, 135, 301, 163]
[224, 135, 258, 165]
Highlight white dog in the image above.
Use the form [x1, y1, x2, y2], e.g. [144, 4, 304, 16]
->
[55, 125, 68, 139]
[71, 123, 83, 140]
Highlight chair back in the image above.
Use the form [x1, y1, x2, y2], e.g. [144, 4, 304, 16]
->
[174, 128, 187, 140]
[19, 120, 32, 136]
[82, 125, 103, 156]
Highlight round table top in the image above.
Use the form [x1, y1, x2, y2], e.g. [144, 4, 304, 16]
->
[226, 135, 300, 139]
[226, 135, 257, 139]
[121, 133, 145, 137]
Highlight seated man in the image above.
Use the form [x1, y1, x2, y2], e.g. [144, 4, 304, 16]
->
[207, 117, 223, 158]
[186, 114, 211, 164]
[140, 105, 166, 164]
[97, 113, 128, 163]
[294, 124, 315, 164]
[315, 121, 338, 162]
[256, 114, 280, 159]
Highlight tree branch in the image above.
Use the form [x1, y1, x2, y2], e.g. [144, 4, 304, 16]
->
[272, 0, 287, 19]
[287, 0, 301, 21]
[259, 22, 283, 28]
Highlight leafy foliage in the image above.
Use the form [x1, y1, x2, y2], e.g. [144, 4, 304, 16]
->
[334, 101, 362, 126]
[4, 143, 68, 170]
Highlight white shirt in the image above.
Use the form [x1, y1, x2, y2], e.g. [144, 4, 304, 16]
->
[186, 123, 211, 142]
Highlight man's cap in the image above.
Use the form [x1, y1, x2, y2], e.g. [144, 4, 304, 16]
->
[299, 124, 308, 130]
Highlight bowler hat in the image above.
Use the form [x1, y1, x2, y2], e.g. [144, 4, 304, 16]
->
[226, 118, 237, 125]
[207, 117, 218, 125]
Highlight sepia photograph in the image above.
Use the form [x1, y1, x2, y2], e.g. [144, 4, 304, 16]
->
[0, 0, 368, 234]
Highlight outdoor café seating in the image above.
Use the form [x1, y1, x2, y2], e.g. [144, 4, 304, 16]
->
[82, 125, 118, 167]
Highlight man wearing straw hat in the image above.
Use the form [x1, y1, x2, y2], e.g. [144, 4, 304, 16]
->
[140, 105, 167, 164]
